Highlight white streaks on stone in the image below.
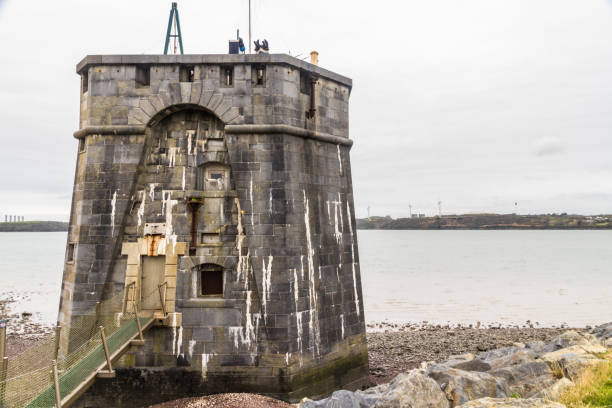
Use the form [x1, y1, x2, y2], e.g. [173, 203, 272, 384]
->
[168, 147, 178, 167]
[137, 190, 145, 233]
[243, 291, 257, 347]
[303, 190, 321, 356]
[163, 191, 178, 252]
[172, 327, 177, 355]
[293, 268, 304, 362]
[337, 193, 344, 236]
[148, 184, 156, 201]
[182, 167, 186, 190]
[300, 255, 305, 280]
[177, 326, 183, 357]
[269, 189, 273, 214]
[191, 270, 198, 298]
[346, 201, 360, 318]
[293, 268, 299, 310]
[340, 314, 345, 339]
[326, 194, 344, 243]
[235, 198, 244, 236]
[115, 312, 123, 327]
[285, 352, 289, 366]
[188, 340, 196, 358]
[262, 255, 273, 322]
[228, 327, 242, 349]
[337, 144, 343, 176]
[186, 130, 195, 156]
[235, 198, 249, 287]
[201, 353, 215, 378]
[110, 191, 117, 236]
[249, 172, 254, 227]
[296, 312, 303, 365]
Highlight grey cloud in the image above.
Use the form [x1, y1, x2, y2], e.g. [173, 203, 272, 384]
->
[534, 137, 565, 157]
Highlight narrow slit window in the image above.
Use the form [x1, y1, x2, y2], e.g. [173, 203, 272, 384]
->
[81, 72, 88, 93]
[221, 66, 233, 87]
[200, 265, 223, 296]
[67, 244, 75, 263]
[253, 65, 265, 86]
[180, 66, 195, 82]
[135, 65, 150, 87]
[300, 71, 311, 95]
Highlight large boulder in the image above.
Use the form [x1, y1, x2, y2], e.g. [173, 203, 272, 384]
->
[489, 361, 556, 397]
[374, 370, 448, 408]
[591, 322, 612, 347]
[356, 383, 390, 407]
[478, 347, 537, 371]
[540, 346, 607, 380]
[548, 331, 604, 351]
[525, 341, 556, 355]
[441, 354, 492, 372]
[299, 390, 371, 408]
[427, 365, 509, 407]
[456, 397, 566, 408]
[533, 378, 574, 401]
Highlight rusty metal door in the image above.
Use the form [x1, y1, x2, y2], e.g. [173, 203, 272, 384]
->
[141, 256, 165, 311]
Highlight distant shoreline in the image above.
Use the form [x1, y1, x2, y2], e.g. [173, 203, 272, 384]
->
[357, 213, 612, 230]
[0, 221, 68, 232]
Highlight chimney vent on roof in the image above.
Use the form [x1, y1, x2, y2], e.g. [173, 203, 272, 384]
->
[310, 51, 319, 66]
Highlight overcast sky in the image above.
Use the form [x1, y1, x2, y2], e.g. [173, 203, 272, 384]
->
[0, 0, 611, 220]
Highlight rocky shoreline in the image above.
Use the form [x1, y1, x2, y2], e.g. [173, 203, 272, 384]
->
[301, 322, 612, 408]
[366, 322, 580, 385]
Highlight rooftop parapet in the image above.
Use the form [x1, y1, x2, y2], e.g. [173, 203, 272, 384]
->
[76, 54, 352, 90]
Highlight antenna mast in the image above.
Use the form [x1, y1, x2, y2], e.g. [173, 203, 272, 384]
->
[164, 2, 184, 55]
[248, 0, 252, 54]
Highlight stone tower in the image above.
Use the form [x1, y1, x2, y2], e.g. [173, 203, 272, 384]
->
[59, 54, 368, 406]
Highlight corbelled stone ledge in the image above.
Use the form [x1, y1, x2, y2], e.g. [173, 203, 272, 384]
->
[76, 54, 353, 89]
[73, 124, 354, 146]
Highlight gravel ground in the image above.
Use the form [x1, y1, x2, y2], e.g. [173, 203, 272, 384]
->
[148, 394, 292, 408]
[366, 321, 585, 384]
[1, 294, 54, 358]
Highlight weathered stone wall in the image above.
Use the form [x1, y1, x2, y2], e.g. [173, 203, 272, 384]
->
[60, 54, 367, 406]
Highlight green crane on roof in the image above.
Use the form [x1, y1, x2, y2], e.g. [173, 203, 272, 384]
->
[164, 2, 184, 55]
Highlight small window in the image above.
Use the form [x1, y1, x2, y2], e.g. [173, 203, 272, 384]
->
[197, 164, 228, 191]
[78, 138, 85, 153]
[67, 244, 75, 263]
[300, 71, 311, 95]
[135, 65, 150, 87]
[200, 265, 223, 297]
[180, 66, 195, 82]
[81, 72, 88, 93]
[252, 65, 265, 86]
[221, 66, 233, 87]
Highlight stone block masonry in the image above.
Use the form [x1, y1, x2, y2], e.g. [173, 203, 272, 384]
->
[59, 54, 368, 407]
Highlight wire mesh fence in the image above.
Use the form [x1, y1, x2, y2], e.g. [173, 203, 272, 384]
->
[0, 283, 160, 408]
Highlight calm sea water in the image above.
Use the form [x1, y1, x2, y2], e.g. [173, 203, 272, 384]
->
[0, 230, 610, 327]
[359, 230, 612, 327]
